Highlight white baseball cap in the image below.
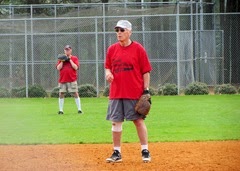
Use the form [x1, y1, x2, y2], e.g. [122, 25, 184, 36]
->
[115, 20, 132, 30]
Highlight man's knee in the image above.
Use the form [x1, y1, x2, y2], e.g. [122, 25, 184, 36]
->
[71, 92, 79, 98]
[133, 118, 144, 127]
[111, 122, 122, 132]
[59, 92, 64, 98]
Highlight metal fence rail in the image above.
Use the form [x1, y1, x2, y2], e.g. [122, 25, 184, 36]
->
[0, 2, 239, 97]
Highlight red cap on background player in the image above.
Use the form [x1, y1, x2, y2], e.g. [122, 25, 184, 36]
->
[64, 45, 72, 50]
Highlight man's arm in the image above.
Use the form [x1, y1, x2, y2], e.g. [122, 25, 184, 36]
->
[56, 62, 63, 70]
[69, 59, 78, 70]
[105, 69, 114, 83]
[143, 72, 150, 90]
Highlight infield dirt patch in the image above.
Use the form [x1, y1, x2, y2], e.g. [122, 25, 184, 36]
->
[1, 141, 240, 171]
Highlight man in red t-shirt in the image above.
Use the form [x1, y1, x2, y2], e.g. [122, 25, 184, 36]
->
[105, 20, 152, 163]
[56, 45, 82, 115]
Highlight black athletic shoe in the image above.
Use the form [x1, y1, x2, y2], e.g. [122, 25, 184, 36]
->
[78, 110, 83, 114]
[106, 150, 122, 163]
[58, 111, 64, 115]
[142, 149, 151, 163]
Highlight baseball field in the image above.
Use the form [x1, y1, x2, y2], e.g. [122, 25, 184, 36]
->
[1, 95, 240, 170]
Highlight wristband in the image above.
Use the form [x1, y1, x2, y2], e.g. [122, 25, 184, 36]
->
[143, 90, 150, 94]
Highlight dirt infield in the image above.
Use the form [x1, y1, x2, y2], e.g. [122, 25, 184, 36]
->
[1, 141, 240, 171]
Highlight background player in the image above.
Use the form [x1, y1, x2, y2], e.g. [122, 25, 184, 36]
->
[56, 45, 82, 115]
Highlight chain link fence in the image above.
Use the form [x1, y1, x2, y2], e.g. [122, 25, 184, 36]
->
[0, 2, 239, 97]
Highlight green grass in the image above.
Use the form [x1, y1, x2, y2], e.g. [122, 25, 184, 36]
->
[0, 95, 240, 145]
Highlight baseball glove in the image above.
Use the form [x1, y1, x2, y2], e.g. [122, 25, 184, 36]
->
[57, 54, 70, 62]
[135, 90, 151, 116]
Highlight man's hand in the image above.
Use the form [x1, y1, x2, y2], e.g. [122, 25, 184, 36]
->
[105, 69, 114, 83]
[57, 54, 69, 62]
[135, 90, 151, 116]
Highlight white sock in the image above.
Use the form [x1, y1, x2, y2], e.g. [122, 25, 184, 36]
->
[59, 98, 64, 112]
[141, 144, 148, 151]
[114, 147, 121, 153]
[75, 97, 81, 111]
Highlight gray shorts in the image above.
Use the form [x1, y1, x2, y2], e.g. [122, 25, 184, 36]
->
[59, 81, 78, 93]
[106, 99, 143, 122]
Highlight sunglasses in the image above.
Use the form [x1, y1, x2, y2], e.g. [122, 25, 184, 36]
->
[115, 28, 125, 32]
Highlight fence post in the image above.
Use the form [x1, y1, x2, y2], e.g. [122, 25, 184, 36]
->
[95, 18, 99, 97]
[176, 1, 180, 95]
[25, 20, 29, 98]
[30, 5, 35, 85]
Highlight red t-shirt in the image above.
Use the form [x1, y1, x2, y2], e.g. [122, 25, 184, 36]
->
[56, 55, 79, 83]
[105, 41, 152, 99]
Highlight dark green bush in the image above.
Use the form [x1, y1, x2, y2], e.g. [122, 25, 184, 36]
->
[50, 87, 71, 98]
[50, 87, 60, 98]
[11, 87, 26, 97]
[160, 83, 178, 95]
[103, 86, 109, 97]
[184, 82, 209, 95]
[78, 84, 97, 97]
[214, 84, 237, 94]
[28, 84, 47, 97]
[0, 87, 10, 98]
[157, 84, 163, 95]
[11, 85, 47, 98]
[50, 87, 59, 98]
[149, 87, 156, 96]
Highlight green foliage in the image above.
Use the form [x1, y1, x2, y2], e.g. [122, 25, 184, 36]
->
[50, 87, 59, 98]
[0, 87, 10, 98]
[149, 87, 156, 96]
[11, 87, 26, 97]
[103, 86, 109, 97]
[11, 85, 47, 98]
[214, 84, 237, 94]
[78, 84, 97, 97]
[157, 84, 163, 95]
[184, 82, 209, 95]
[28, 84, 47, 98]
[50, 87, 71, 98]
[158, 83, 178, 96]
